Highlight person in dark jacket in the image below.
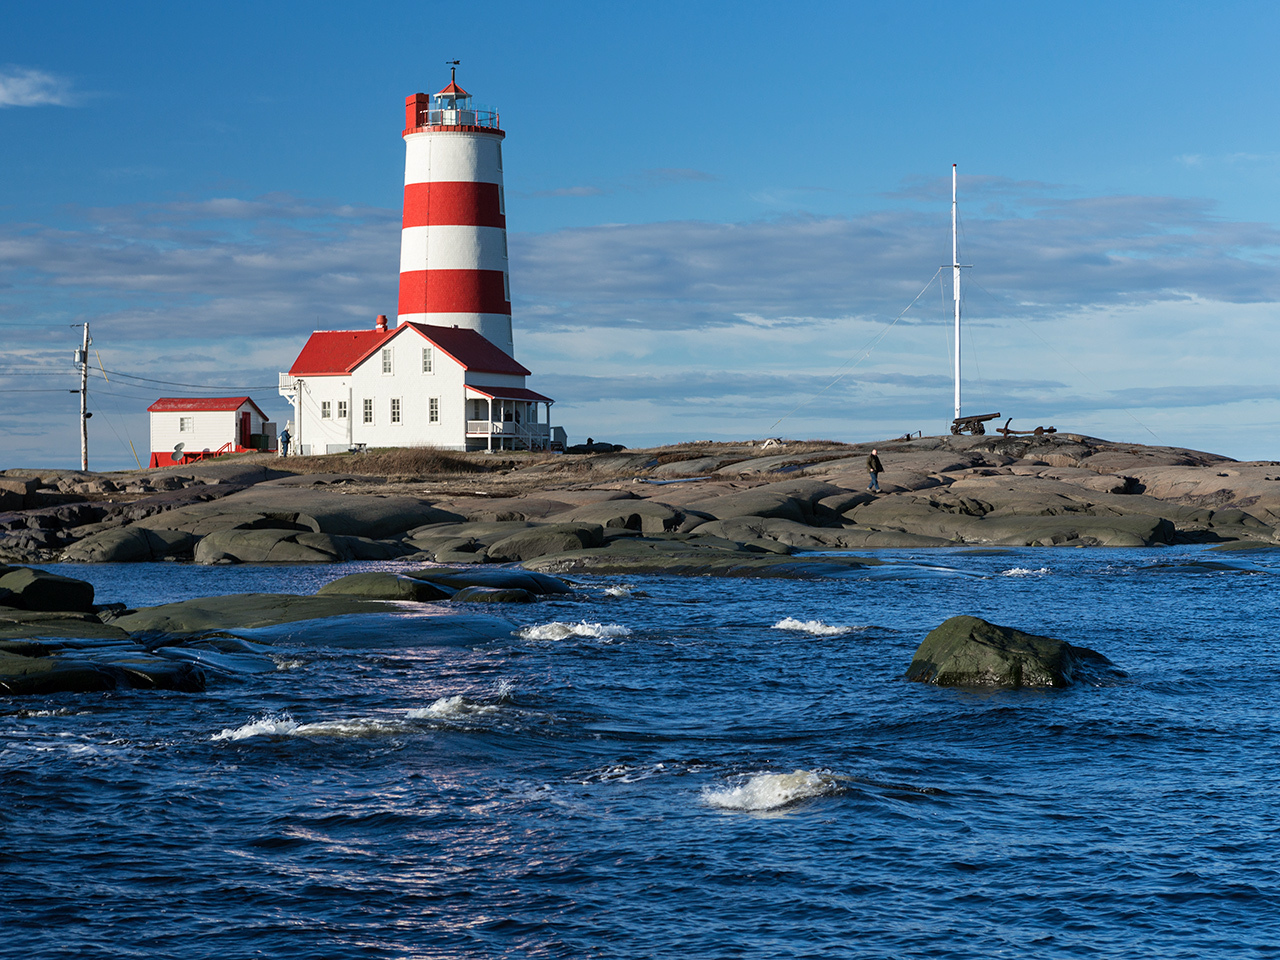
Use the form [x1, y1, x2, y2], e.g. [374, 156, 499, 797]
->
[866, 449, 883, 492]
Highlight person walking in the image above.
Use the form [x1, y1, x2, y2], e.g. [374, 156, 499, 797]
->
[278, 427, 291, 457]
[866, 448, 884, 492]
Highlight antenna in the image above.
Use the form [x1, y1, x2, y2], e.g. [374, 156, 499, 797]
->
[953, 164, 961, 421]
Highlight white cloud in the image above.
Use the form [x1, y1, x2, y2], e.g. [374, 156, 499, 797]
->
[0, 66, 74, 108]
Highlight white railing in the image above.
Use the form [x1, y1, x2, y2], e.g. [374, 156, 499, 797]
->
[278, 372, 296, 393]
[467, 420, 550, 440]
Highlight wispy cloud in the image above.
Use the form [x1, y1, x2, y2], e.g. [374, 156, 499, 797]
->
[0, 66, 75, 108]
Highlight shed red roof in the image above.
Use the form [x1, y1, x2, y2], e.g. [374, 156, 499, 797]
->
[288, 323, 530, 377]
[147, 396, 266, 417]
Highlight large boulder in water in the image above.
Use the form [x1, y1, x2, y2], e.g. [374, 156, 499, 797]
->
[62, 526, 198, 562]
[905, 615, 1116, 688]
[0, 566, 95, 612]
[317, 572, 452, 602]
[485, 523, 604, 561]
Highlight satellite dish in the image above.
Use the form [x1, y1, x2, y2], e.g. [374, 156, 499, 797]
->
[171, 442, 185, 463]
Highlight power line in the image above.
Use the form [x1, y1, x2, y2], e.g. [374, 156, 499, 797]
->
[94, 367, 279, 391]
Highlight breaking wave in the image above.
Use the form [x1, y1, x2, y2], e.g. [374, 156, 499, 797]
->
[1002, 567, 1051, 577]
[517, 621, 632, 641]
[406, 695, 498, 719]
[771, 617, 860, 636]
[211, 713, 407, 741]
[702, 769, 842, 811]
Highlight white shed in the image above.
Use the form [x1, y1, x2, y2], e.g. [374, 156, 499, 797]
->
[147, 397, 272, 467]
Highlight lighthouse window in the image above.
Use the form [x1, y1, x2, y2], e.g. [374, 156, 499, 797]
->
[381, 348, 393, 375]
[429, 398, 439, 423]
[503, 272, 510, 302]
[337, 401, 348, 419]
[495, 143, 502, 171]
[422, 347, 433, 373]
[502, 233, 508, 260]
[179, 416, 194, 433]
[390, 398, 401, 424]
[498, 185, 505, 215]
[320, 401, 331, 419]
[363, 398, 373, 424]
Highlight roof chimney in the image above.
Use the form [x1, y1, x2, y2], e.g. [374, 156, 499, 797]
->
[375, 314, 389, 331]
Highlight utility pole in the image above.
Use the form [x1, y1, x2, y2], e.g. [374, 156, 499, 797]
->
[75, 323, 91, 470]
[952, 164, 961, 422]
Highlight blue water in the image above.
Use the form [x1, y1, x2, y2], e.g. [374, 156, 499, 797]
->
[4, 548, 1280, 958]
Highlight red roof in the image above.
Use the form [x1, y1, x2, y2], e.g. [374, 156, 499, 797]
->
[289, 329, 395, 376]
[403, 323, 530, 375]
[288, 322, 529, 377]
[436, 80, 470, 99]
[466, 385, 554, 404]
[147, 396, 266, 417]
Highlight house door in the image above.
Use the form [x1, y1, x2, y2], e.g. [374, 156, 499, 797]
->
[240, 412, 251, 448]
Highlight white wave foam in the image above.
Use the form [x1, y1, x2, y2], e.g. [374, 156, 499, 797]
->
[272, 657, 304, 671]
[772, 617, 859, 636]
[211, 713, 406, 741]
[604, 585, 632, 597]
[406, 695, 498, 719]
[517, 621, 632, 641]
[702, 769, 840, 811]
[1002, 567, 1051, 577]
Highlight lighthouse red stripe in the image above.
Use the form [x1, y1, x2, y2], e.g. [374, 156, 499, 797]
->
[402, 182, 505, 229]
[398, 270, 512, 316]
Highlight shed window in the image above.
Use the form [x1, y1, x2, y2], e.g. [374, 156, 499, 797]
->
[179, 416, 194, 432]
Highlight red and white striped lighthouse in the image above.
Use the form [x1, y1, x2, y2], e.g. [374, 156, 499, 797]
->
[398, 71, 514, 357]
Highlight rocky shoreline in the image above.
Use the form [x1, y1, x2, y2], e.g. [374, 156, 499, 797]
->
[5, 432, 1273, 694]
[3, 434, 1278, 572]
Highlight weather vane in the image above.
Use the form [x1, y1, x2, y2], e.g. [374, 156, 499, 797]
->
[446, 59, 460, 84]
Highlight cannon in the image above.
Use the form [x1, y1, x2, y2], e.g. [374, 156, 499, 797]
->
[950, 412, 1001, 436]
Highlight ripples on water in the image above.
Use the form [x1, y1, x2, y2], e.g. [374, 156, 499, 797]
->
[5, 548, 1280, 958]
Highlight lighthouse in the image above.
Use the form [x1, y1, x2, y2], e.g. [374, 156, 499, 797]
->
[398, 70, 514, 357]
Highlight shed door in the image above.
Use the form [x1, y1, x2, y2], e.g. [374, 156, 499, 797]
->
[241, 412, 251, 448]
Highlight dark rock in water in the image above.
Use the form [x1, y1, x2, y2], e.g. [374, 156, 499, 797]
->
[406, 566, 573, 595]
[451, 585, 535, 603]
[0, 642, 206, 694]
[317, 572, 452, 602]
[111, 593, 395, 634]
[905, 615, 1116, 688]
[0, 566, 95, 612]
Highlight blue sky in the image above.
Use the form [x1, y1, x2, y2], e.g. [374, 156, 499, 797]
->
[3, 0, 1279, 468]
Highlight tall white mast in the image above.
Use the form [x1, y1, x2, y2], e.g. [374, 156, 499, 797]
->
[952, 164, 961, 421]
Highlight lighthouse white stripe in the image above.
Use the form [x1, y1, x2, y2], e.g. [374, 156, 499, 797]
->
[404, 133, 503, 186]
[399, 225, 510, 273]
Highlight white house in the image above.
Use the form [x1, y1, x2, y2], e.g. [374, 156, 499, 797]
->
[278, 316, 555, 454]
[147, 396, 273, 467]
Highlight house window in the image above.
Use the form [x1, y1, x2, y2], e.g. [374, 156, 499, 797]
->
[337, 401, 348, 419]
[321, 401, 331, 419]
[179, 416, 194, 432]
[381, 348, 393, 374]
[429, 398, 439, 423]
[390, 398, 401, 424]
[503, 272, 510, 302]
[363, 398, 373, 424]
[422, 347, 433, 373]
